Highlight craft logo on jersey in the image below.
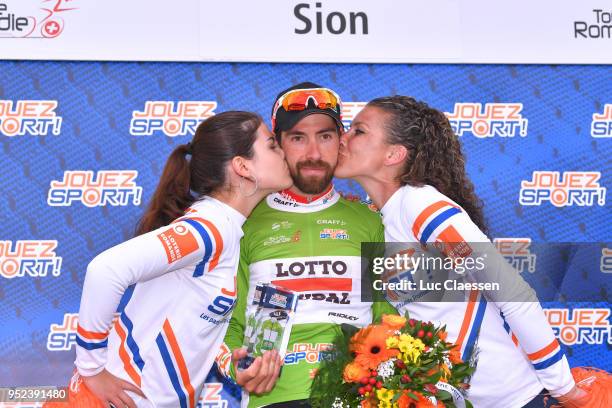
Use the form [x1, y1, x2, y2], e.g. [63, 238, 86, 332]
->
[519, 171, 606, 207]
[197, 383, 227, 408]
[157, 224, 199, 264]
[0, 240, 62, 279]
[342, 102, 366, 129]
[602, 248, 612, 273]
[494, 238, 536, 274]
[0, 100, 62, 136]
[47, 170, 143, 207]
[0, 0, 77, 38]
[130, 101, 217, 136]
[544, 308, 611, 346]
[445, 103, 528, 137]
[319, 228, 349, 240]
[591, 104, 612, 138]
[283, 342, 334, 365]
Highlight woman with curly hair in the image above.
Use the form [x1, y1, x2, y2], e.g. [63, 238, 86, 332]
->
[334, 96, 588, 407]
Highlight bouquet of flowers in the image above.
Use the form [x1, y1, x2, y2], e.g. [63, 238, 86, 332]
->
[310, 314, 475, 408]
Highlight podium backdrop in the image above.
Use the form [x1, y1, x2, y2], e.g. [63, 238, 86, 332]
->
[0, 61, 610, 407]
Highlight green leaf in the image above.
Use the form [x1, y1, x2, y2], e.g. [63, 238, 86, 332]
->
[406, 391, 418, 400]
[436, 390, 452, 401]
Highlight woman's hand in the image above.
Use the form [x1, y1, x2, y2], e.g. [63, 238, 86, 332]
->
[232, 348, 283, 395]
[557, 385, 590, 407]
[82, 369, 146, 408]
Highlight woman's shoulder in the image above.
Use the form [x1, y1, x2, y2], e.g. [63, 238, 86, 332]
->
[398, 184, 454, 205]
[180, 198, 237, 235]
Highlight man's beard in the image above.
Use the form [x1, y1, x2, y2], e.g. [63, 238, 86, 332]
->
[290, 159, 335, 194]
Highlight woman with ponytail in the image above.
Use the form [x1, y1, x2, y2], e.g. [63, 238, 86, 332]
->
[334, 97, 592, 407]
[61, 112, 292, 408]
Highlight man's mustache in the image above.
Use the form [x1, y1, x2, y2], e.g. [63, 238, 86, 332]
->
[296, 160, 332, 171]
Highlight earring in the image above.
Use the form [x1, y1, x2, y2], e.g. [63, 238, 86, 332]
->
[239, 175, 258, 197]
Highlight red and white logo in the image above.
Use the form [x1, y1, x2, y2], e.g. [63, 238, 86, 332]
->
[130, 101, 217, 136]
[519, 171, 606, 207]
[494, 238, 536, 274]
[591, 104, 612, 138]
[157, 224, 199, 264]
[434, 224, 473, 260]
[445, 103, 528, 138]
[0, 0, 78, 39]
[0, 100, 62, 136]
[0, 240, 62, 279]
[544, 308, 611, 346]
[47, 170, 142, 207]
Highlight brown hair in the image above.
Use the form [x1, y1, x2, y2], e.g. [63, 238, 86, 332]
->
[136, 111, 262, 235]
[368, 96, 488, 234]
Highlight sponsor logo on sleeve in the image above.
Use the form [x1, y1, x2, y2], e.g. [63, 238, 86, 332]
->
[157, 224, 199, 264]
[433, 225, 472, 259]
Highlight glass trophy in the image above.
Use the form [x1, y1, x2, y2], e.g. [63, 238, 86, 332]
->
[238, 283, 298, 370]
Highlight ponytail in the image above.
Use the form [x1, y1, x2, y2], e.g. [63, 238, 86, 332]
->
[368, 96, 488, 234]
[135, 144, 194, 235]
[135, 111, 262, 235]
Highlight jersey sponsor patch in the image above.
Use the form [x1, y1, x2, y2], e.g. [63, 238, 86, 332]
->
[157, 224, 199, 263]
[434, 225, 473, 259]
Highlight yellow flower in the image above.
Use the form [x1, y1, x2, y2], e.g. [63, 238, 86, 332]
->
[441, 363, 451, 380]
[398, 334, 425, 363]
[386, 336, 400, 349]
[376, 387, 395, 402]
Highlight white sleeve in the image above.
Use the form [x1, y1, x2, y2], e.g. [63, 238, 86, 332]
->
[75, 218, 223, 376]
[404, 187, 575, 396]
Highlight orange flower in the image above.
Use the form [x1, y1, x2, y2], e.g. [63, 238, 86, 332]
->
[426, 366, 440, 376]
[382, 314, 406, 331]
[351, 325, 399, 369]
[361, 398, 375, 408]
[438, 330, 448, 342]
[449, 345, 463, 365]
[397, 391, 437, 408]
[343, 362, 369, 383]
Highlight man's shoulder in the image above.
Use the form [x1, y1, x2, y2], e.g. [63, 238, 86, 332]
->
[336, 195, 382, 223]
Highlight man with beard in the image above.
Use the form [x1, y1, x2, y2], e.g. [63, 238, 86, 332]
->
[217, 83, 396, 407]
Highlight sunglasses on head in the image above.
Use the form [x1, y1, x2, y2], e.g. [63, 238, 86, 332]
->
[271, 88, 342, 131]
